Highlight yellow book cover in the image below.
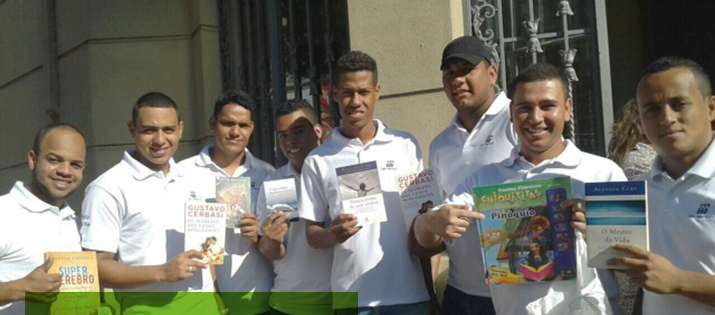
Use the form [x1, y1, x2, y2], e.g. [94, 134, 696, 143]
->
[44, 251, 101, 315]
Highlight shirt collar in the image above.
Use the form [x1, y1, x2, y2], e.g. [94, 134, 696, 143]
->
[503, 139, 582, 169]
[196, 145, 255, 176]
[332, 119, 394, 147]
[11, 181, 75, 220]
[449, 91, 509, 132]
[648, 133, 715, 180]
[121, 150, 181, 181]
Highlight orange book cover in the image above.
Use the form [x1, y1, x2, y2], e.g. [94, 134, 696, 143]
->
[44, 251, 101, 315]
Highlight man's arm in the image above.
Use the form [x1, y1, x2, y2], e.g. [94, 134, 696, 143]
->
[413, 205, 482, 249]
[0, 258, 60, 305]
[305, 215, 360, 249]
[258, 212, 290, 260]
[409, 216, 446, 258]
[94, 250, 207, 289]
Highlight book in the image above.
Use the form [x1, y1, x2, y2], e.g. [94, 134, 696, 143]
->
[216, 177, 252, 230]
[473, 176, 576, 284]
[396, 168, 443, 229]
[585, 181, 648, 269]
[185, 202, 227, 265]
[44, 251, 101, 315]
[264, 178, 299, 222]
[336, 161, 387, 226]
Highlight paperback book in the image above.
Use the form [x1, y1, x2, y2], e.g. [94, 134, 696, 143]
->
[473, 176, 576, 284]
[44, 251, 100, 315]
[185, 201, 227, 265]
[216, 177, 251, 230]
[264, 178, 299, 222]
[396, 168, 443, 229]
[585, 181, 648, 269]
[336, 161, 387, 226]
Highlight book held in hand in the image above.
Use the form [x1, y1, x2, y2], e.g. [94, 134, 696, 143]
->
[185, 202, 227, 265]
[264, 178, 299, 222]
[473, 176, 576, 284]
[216, 177, 252, 230]
[336, 161, 387, 226]
[396, 168, 443, 229]
[585, 181, 648, 269]
[44, 251, 100, 315]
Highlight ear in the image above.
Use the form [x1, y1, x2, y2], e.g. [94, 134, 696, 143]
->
[487, 63, 499, 86]
[127, 120, 136, 139]
[313, 124, 323, 144]
[28, 150, 37, 172]
[707, 95, 715, 123]
[374, 83, 381, 101]
[178, 120, 185, 140]
[209, 116, 217, 131]
[332, 86, 340, 103]
[564, 98, 573, 122]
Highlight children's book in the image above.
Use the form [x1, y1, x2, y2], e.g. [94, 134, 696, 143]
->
[264, 178, 299, 222]
[336, 161, 387, 226]
[185, 202, 227, 265]
[44, 251, 101, 315]
[585, 181, 648, 269]
[473, 176, 576, 284]
[216, 177, 251, 230]
[396, 168, 443, 229]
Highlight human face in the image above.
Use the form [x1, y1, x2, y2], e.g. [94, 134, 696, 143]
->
[210, 104, 254, 158]
[637, 68, 715, 162]
[511, 79, 572, 164]
[334, 71, 380, 134]
[128, 107, 183, 174]
[276, 110, 321, 171]
[28, 129, 86, 207]
[442, 60, 497, 115]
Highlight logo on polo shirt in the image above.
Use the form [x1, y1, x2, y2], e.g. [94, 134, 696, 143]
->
[481, 135, 495, 147]
[251, 181, 257, 190]
[697, 203, 710, 215]
[690, 203, 714, 219]
[386, 160, 394, 168]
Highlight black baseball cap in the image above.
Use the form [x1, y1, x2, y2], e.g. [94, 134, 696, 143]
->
[440, 36, 494, 70]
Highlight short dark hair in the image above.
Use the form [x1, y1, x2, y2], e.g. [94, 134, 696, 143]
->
[334, 51, 378, 85]
[507, 63, 569, 100]
[214, 90, 256, 119]
[275, 99, 319, 125]
[132, 92, 180, 123]
[642, 56, 712, 98]
[32, 123, 85, 155]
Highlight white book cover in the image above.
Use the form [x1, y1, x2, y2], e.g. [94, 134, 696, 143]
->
[336, 161, 387, 226]
[185, 202, 227, 265]
[396, 168, 443, 229]
[264, 178, 299, 221]
[585, 181, 648, 269]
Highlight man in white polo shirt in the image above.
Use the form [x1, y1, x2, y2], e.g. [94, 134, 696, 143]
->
[255, 99, 332, 315]
[616, 57, 715, 314]
[179, 90, 275, 315]
[415, 63, 625, 314]
[300, 51, 430, 314]
[0, 124, 86, 315]
[413, 36, 518, 315]
[80, 92, 221, 315]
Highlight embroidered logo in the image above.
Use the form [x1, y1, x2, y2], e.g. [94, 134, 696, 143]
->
[386, 160, 395, 168]
[251, 181, 257, 189]
[697, 203, 710, 215]
[481, 135, 495, 147]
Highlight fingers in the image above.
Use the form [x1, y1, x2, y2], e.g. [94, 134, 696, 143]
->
[41, 256, 54, 272]
[184, 250, 205, 260]
[456, 209, 484, 220]
[333, 214, 357, 225]
[613, 243, 650, 258]
[236, 215, 258, 228]
[560, 198, 585, 211]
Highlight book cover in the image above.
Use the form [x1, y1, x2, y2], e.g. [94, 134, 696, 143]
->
[44, 251, 100, 315]
[396, 168, 443, 229]
[336, 161, 387, 226]
[585, 181, 648, 269]
[185, 202, 227, 265]
[264, 178, 299, 222]
[473, 176, 576, 284]
[216, 177, 252, 229]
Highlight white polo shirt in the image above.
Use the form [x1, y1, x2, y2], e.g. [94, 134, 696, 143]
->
[443, 141, 625, 314]
[80, 151, 213, 293]
[256, 163, 333, 314]
[428, 91, 518, 298]
[299, 120, 430, 309]
[0, 182, 81, 315]
[179, 146, 275, 314]
[639, 137, 715, 315]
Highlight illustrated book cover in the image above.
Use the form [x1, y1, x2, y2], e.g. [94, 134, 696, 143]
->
[396, 168, 443, 229]
[264, 178, 299, 222]
[216, 177, 251, 230]
[185, 201, 227, 265]
[44, 251, 100, 315]
[336, 161, 387, 226]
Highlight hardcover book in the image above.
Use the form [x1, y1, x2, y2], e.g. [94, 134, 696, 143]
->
[473, 176, 577, 284]
[44, 251, 100, 315]
[185, 202, 227, 265]
[396, 168, 443, 229]
[216, 177, 251, 230]
[336, 161, 387, 226]
[264, 178, 299, 222]
[585, 181, 648, 269]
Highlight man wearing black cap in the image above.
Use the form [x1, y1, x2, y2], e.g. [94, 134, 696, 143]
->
[411, 36, 518, 315]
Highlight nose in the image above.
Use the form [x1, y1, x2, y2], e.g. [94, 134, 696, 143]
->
[529, 107, 544, 123]
[154, 130, 166, 145]
[57, 162, 72, 177]
[349, 92, 361, 107]
[662, 104, 677, 124]
[230, 124, 240, 137]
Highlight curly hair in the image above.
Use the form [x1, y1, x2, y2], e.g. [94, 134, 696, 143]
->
[334, 51, 378, 85]
[608, 99, 647, 165]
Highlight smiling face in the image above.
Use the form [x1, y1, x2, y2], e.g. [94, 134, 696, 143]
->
[210, 103, 254, 159]
[128, 107, 183, 174]
[511, 79, 572, 164]
[334, 71, 380, 137]
[28, 128, 87, 207]
[276, 109, 321, 172]
[442, 60, 497, 116]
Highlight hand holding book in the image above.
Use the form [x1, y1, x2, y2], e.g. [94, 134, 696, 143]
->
[236, 214, 259, 244]
[21, 257, 61, 303]
[559, 198, 587, 237]
[424, 204, 485, 240]
[261, 212, 291, 244]
[160, 250, 207, 283]
[330, 214, 361, 243]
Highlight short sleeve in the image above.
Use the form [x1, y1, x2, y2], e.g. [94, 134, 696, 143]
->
[298, 157, 328, 223]
[80, 184, 122, 253]
[441, 173, 479, 211]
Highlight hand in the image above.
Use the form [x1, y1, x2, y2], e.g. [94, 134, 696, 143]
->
[261, 212, 291, 245]
[613, 243, 684, 294]
[161, 250, 207, 283]
[236, 214, 259, 244]
[21, 257, 61, 303]
[424, 204, 483, 240]
[330, 214, 361, 243]
[561, 198, 586, 235]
